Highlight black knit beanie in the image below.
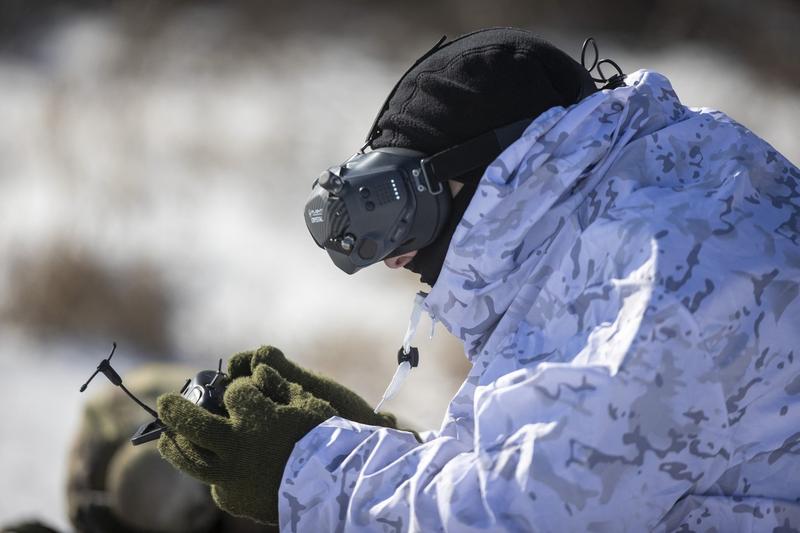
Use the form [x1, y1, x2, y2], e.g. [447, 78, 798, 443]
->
[369, 27, 597, 286]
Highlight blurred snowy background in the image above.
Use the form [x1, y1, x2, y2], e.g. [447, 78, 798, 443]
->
[0, 0, 797, 530]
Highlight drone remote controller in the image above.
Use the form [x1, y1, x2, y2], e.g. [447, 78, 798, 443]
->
[79, 343, 229, 446]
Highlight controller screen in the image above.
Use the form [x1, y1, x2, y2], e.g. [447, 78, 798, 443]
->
[184, 386, 203, 404]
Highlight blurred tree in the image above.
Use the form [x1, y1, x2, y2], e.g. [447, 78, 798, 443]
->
[0, 0, 797, 86]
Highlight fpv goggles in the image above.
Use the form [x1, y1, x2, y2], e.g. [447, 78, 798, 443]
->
[304, 117, 533, 274]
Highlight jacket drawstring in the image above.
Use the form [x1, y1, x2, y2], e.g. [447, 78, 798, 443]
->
[401, 291, 427, 354]
[374, 291, 428, 413]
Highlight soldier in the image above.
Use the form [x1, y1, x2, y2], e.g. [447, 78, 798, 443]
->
[155, 28, 800, 531]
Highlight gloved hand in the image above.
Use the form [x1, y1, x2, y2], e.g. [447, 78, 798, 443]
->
[228, 345, 398, 429]
[157, 364, 336, 525]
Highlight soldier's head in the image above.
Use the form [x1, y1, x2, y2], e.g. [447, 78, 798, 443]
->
[305, 28, 596, 285]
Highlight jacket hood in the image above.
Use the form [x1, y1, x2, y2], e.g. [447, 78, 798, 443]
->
[422, 69, 688, 361]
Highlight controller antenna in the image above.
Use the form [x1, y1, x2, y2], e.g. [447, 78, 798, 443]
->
[208, 358, 225, 389]
[80, 342, 159, 419]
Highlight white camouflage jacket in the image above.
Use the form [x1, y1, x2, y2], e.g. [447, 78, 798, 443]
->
[279, 70, 800, 532]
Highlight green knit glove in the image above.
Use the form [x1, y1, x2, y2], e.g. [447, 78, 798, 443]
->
[228, 345, 398, 429]
[156, 364, 336, 526]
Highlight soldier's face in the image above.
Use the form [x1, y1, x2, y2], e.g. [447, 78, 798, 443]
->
[384, 250, 417, 269]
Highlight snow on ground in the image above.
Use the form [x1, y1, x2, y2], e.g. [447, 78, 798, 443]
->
[0, 13, 797, 531]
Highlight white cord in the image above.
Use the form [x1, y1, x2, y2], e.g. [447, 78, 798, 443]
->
[401, 291, 427, 355]
[374, 291, 428, 413]
[373, 361, 412, 413]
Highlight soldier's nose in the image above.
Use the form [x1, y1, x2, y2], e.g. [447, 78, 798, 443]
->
[384, 251, 417, 269]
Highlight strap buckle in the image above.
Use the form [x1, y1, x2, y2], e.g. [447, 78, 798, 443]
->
[419, 158, 445, 195]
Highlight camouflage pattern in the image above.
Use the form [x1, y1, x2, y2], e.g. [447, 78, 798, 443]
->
[280, 70, 800, 531]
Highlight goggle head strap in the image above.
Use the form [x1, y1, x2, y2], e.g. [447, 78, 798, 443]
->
[419, 117, 534, 192]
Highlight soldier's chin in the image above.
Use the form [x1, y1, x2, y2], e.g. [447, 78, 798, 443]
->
[107, 444, 218, 533]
